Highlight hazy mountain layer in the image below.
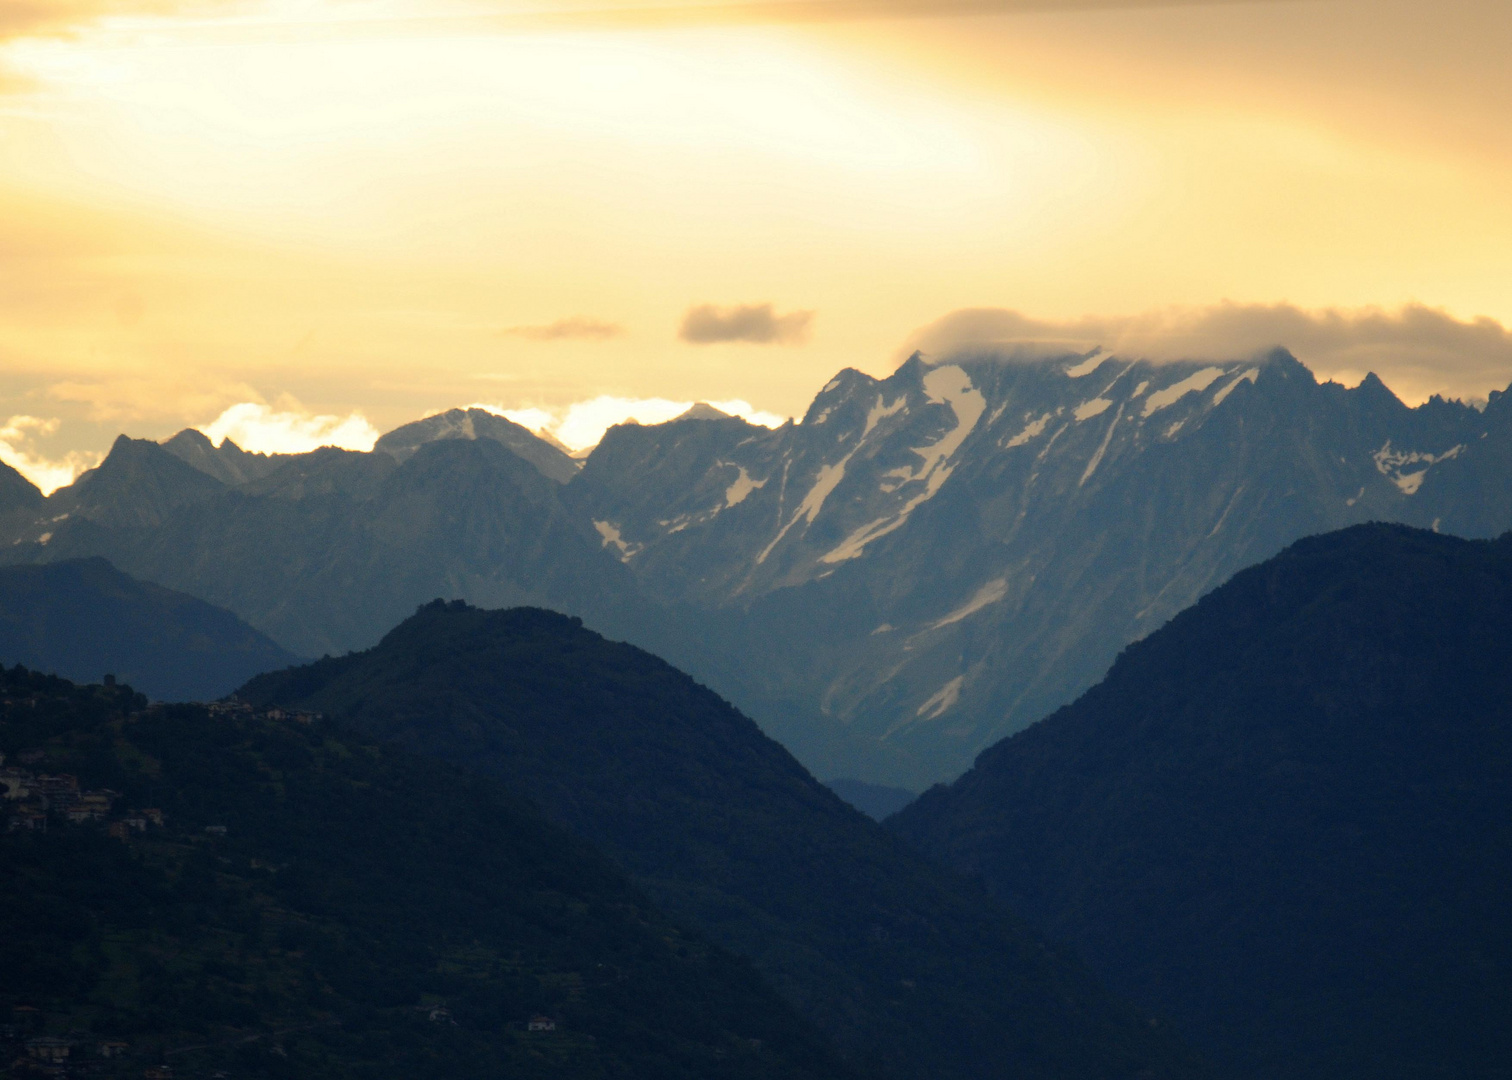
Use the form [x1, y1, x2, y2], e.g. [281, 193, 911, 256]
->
[241, 603, 1212, 1080]
[5, 350, 1509, 786]
[569, 349, 1507, 785]
[0, 666, 849, 1080]
[1, 436, 647, 659]
[890, 524, 1512, 1080]
[0, 557, 298, 700]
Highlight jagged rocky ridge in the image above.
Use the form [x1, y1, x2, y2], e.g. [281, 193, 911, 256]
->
[567, 348, 1508, 785]
[3, 348, 1509, 786]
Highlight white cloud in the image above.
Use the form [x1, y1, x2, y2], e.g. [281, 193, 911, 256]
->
[0, 415, 102, 496]
[470, 396, 787, 452]
[200, 401, 379, 455]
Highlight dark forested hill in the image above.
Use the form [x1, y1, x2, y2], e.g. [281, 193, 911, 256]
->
[0, 666, 849, 1080]
[891, 523, 1512, 1080]
[240, 603, 1210, 1080]
[0, 558, 298, 700]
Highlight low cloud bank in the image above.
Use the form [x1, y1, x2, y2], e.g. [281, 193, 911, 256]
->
[680, 303, 813, 346]
[499, 317, 624, 342]
[0, 415, 102, 495]
[472, 396, 787, 452]
[904, 303, 1512, 405]
[199, 401, 379, 455]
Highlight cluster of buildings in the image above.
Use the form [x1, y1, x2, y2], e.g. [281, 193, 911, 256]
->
[206, 702, 321, 726]
[1, 756, 163, 838]
[3, 1005, 150, 1079]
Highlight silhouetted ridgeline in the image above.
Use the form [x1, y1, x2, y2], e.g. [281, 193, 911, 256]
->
[892, 523, 1512, 1080]
[0, 665, 850, 1080]
[241, 603, 1211, 1080]
[0, 559, 299, 701]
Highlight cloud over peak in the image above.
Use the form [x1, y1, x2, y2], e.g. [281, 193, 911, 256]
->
[199, 401, 379, 455]
[904, 303, 1512, 405]
[680, 302, 814, 346]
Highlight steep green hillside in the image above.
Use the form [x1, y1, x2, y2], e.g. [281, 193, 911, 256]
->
[891, 524, 1512, 1080]
[241, 603, 1210, 1080]
[0, 666, 849, 1080]
[0, 558, 299, 701]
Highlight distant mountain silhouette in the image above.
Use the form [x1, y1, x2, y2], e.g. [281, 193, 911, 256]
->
[891, 524, 1512, 1080]
[3, 437, 647, 658]
[161, 428, 285, 485]
[824, 778, 917, 821]
[0, 666, 850, 1080]
[241, 603, 1211, 1080]
[0, 557, 298, 700]
[374, 407, 580, 483]
[0, 460, 43, 517]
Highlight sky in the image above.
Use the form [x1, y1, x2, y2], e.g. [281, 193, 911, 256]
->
[2, 0, 1511, 491]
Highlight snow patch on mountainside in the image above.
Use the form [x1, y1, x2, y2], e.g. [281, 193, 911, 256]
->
[757, 392, 913, 564]
[594, 520, 639, 560]
[1142, 367, 1226, 417]
[1065, 351, 1110, 378]
[864, 395, 908, 438]
[1004, 412, 1052, 448]
[820, 367, 985, 564]
[758, 452, 854, 564]
[724, 465, 765, 507]
[1372, 441, 1463, 495]
[1080, 403, 1126, 486]
[1075, 398, 1113, 422]
[1212, 367, 1260, 406]
[932, 578, 1009, 629]
[915, 676, 965, 721]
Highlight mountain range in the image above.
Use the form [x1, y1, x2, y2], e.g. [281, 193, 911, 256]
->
[890, 524, 1512, 1080]
[3, 352, 1510, 787]
[238, 602, 1208, 1080]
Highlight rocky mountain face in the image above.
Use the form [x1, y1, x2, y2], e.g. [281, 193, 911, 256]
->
[0, 557, 298, 700]
[888, 524, 1512, 1080]
[161, 428, 286, 485]
[0, 432, 646, 660]
[568, 349, 1505, 786]
[3, 351, 1508, 787]
[240, 603, 1212, 1080]
[374, 407, 581, 483]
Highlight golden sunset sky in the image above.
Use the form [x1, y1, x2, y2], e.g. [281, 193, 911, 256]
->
[2, 0, 1510, 490]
